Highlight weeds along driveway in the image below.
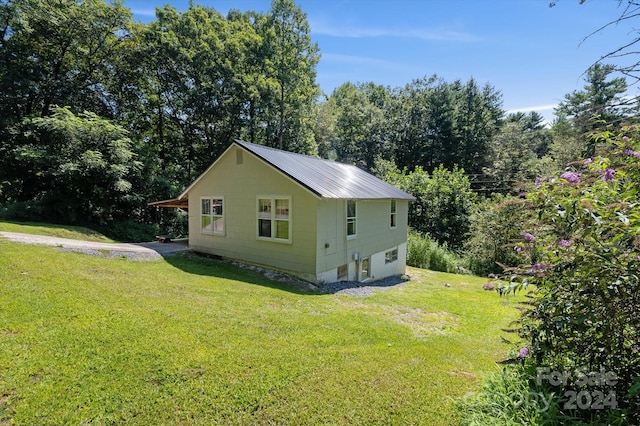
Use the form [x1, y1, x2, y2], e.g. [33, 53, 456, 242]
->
[0, 231, 189, 260]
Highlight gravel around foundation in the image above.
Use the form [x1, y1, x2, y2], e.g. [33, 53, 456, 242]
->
[318, 275, 410, 296]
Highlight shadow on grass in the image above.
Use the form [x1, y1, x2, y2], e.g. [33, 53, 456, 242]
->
[162, 251, 320, 296]
[163, 251, 410, 297]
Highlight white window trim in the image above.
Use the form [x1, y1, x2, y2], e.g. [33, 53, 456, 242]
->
[256, 196, 292, 244]
[390, 199, 397, 229]
[385, 248, 398, 264]
[200, 196, 225, 236]
[346, 199, 357, 239]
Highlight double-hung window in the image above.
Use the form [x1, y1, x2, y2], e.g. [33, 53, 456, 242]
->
[258, 197, 291, 242]
[201, 197, 224, 235]
[347, 199, 357, 238]
[390, 199, 397, 228]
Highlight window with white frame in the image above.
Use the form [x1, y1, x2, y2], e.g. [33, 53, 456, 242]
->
[257, 197, 291, 242]
[201, 197, 224, 235]
[385, 248, 398, 264]
[390, 199, 397, 228]
[347, 199, 357, 237]
[361, 257, 370, 280]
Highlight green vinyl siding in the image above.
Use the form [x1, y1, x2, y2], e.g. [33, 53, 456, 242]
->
[316, 198, 409, 276]
[188, 147, 318, 279]
[187, 145, 409, 282]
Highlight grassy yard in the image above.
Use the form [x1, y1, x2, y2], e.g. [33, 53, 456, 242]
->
[0, 221, 116, 243]
[0, 225, 521, 425]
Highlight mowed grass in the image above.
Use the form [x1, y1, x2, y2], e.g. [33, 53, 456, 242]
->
[0, 221, 116, 243]
[0, 234, 521, 424]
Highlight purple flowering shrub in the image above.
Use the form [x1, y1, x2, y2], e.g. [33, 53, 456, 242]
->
[497, 124, 640, 421]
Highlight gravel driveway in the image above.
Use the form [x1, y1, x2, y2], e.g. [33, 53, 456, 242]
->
[0, 231, 189, 261]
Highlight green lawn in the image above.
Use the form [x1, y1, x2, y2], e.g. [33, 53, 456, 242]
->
[0, 220, 116, 243]
[0, 225, 521, 425]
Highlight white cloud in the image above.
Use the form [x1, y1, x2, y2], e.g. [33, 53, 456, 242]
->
[131, 8, 157, 18]
[506, 104, 557, 114]
[310, 21, 479, 42]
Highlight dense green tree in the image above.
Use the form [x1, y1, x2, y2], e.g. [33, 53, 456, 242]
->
[253, 0, 319, 153]
[0, 0, 132, 120]
[311, 96, 338, 159]
[554, 64, 629, 156]
[383, 162, 476, 250]
[452, 78, 504, 175]
[391, 76, 503, 176]
[0, 107, 141, 224]
[505, 111, 551, 156]
[483, 121, 547, 195]
[328, 82, 392, 170]
[391, 76, 457, 171]
[128, 4, 257, 185]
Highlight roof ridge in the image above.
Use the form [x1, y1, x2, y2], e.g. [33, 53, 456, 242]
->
[234, 139, 352, 167]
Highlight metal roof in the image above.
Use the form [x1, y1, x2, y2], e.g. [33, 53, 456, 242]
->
[235, 140, 415, 200]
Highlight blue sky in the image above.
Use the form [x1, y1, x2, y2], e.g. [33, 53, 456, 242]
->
[123, 0, 629, 123]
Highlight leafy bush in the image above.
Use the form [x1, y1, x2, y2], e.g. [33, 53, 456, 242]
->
[465, 194, 532, 276]
[495, 123, 640, 423]
[95, 219, 158, 243]
[406, 229, 469, 274]
[0, 200, 45, 222]
[381, 162, 477, 251]
[0, 107, 142, 226]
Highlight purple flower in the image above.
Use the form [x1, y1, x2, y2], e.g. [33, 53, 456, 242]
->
[623, 136, 629, 142]
[482, 283, 494, 291]
[522, 232, 536, 242]
[584, 158, 593, 165]
[532, 263, 545, 272]
[623, 149, 640, 157]
[534, 177, 542, 188]
[601, 168, 615, 182]
[516, 246, 524, 253]
[518, 347, 529, 358]
[560, 171, 581, 185]
[557, 239, 572, 248]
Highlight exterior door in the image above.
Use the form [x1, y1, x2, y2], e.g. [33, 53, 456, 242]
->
[360, 257, 370, 281]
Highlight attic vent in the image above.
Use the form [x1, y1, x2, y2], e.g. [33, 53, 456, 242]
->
[236, 149, 243, 165]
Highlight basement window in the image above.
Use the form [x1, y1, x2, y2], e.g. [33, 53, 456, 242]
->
[385, 248, 398, 264]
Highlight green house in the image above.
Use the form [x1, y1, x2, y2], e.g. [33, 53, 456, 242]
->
[161, 140, 414, 284]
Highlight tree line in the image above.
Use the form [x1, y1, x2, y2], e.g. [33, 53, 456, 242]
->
[0, 0, 637, 242]
[2, 1, 640, 420]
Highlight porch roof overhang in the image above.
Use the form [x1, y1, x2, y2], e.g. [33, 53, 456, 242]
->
[148, 197, 189, 209]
